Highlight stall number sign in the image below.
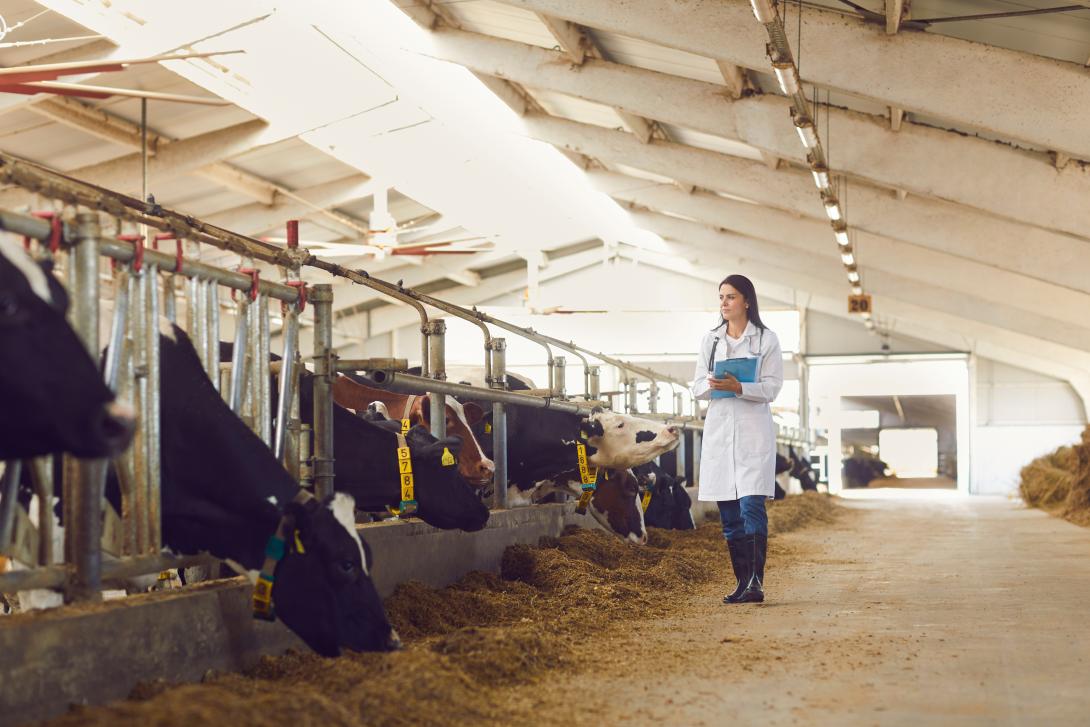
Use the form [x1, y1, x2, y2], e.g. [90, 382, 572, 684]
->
[848, 294, 872, 314]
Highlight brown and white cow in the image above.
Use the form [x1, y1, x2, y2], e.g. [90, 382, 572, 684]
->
[507, 467, 647, 545]
[331, 375, 495, 487]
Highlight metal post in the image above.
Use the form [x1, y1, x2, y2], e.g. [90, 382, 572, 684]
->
[489, 338, 508, 509]
[274, 308, 299, 462]
[674, 391, 684, 417]
[649, 381, 659, 413]
[29, 458, 54, 565]
[229, 297, 249, 414]
[257, 293, 271, 446]
[553, 356, 567, 399]
[311, 284, 335, 500]
[130, 265, 149, 555]
[589, 366, 601, 401]
[145, 259, 162, 551]
[626, 377, 638, 414]
[206, 280, 220, 392]
[68, 212, 104, 601]
[426, 319, 447, 439]
[676, 429, 688, 482]
[0, 461, 22, 554]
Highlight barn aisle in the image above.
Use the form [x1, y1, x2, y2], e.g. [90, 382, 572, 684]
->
[511, 492, 1090, 726]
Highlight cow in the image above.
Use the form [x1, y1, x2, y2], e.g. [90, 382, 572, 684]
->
[297, 373, 489, 532]
[215, 344, 489, 533]
[152, 323, 400, 656]
[788, 447, 818, 492]
[634, 461, 695, 531]
[506, 466, 648, 544]
[332, 374, 494, 488]
[842, 456, 890, 488]
[0, 235, 134, 459]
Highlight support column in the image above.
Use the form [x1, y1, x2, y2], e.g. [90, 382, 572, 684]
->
[311, 284, 335, 500]
[489, 338, 508, 509]
[426, 319, 447, 439]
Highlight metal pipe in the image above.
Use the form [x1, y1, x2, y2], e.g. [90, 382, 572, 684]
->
[0, 552, 215, 594]
[229, 297, 249, 414]
[553, 356, 567, 399]
[426, 319, 447, 439]
[311, 284, 335, 500]
[489, 338, 508, 510]
[286, 349, 302, 480]
[334, 358, 409, 373]
[207, 280, 220, 392]
[649, 381, 660, 414]
[68, 212, 104, 601]
[258, 292, 271, 446]
[130, 264, 149, 555]
[274, 308, 299, 462]
[370, 370, 593, 415]
[588, 366, 601, 400]
[146, 262, 162, 552]
[0, 461, 22, 553]
[29, 457, 54, 566]
[246, 291, 263, 439]
[626, 376, 638, 413]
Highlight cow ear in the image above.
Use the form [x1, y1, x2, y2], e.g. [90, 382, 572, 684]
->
[462, 402, 484, 425]
[420, 395, 430, 422]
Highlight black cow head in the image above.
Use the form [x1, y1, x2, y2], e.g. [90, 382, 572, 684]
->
[271, 492, 399, 657]
[0, 238, 134, 459]
[401, 424, 489, 531]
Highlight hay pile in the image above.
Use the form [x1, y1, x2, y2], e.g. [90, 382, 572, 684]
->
[1020, 425, 1090, 526]
[40, 493, 839, 727]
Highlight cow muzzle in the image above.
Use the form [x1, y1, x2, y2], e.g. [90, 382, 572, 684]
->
[88, 401, 137, 457]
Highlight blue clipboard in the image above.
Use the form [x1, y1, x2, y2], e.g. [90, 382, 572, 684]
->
[711, 357, 758, 399]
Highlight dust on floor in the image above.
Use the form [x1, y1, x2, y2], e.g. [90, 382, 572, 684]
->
[39, 493, 841, 727]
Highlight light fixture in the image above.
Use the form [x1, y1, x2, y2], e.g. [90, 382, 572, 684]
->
[750, 0, 776, 23]
[811, 163, 830, 191]
[794, 118, 818, 149]
[851, 283, 863, 295]
[823, 197, 842, 222]
[832, 221, 850, 247]
[840, 249, 855, 266]
[772, 62, 799, 95]
[847, 268, 861, 283]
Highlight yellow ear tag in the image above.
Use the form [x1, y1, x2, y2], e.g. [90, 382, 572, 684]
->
[400, 419, 411, 434]
[641, 491, 652, 512]
[441, 447, 456, 467]
[293, 529, 306, 554]
[484, 422, 492, 434]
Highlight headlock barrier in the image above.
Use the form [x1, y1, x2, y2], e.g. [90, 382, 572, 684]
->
[0, 151, 810, 607]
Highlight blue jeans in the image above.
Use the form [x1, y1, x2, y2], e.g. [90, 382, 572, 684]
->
[718, 496, 768, 540]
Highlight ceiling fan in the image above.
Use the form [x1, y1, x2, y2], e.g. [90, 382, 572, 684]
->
[0, 50, 243, 104]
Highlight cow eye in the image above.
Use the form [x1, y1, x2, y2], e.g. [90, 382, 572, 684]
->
[339, 560, 356, 574]
[617, 422, 624, 429]
[0, 294, 19, 318]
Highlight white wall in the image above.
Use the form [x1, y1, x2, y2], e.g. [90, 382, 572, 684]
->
[970, 358, 1085, 495]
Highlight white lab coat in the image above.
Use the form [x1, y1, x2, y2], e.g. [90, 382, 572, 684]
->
[691, 321, 784, 502]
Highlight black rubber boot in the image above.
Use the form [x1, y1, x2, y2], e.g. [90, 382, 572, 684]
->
[722, 538, 750, 603]
[737, 533, 767, 603]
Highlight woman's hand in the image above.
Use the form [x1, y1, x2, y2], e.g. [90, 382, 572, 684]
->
[707, 374, 743, 395]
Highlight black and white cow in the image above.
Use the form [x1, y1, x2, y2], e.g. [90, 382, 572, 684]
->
[0, 236, 134, 459]
[788, 447, 818, 491]
[295, 372, 489, 532]
[634, 461, 695, 531]
[154, 324, 399, 656]
[218, 344, 489, 533]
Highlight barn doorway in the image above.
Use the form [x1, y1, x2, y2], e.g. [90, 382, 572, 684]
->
[807, 354, 969, 494]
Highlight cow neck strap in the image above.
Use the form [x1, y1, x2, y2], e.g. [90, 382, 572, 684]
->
[641, 480, 653, 512]
[253, 490, 315, 622]
[574, 443, 599, 515]
[386, 432, 418, 518]
[401, 395, 417, 435]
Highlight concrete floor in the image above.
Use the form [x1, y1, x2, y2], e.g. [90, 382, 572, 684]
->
[523, 490, 1090, 726]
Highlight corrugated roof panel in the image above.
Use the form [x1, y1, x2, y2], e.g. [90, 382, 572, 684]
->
[0, 120, 130, 171]
[592, 30, 724, 85]
[439, 0, 560, 50]
[526, 88, 627, 130]
[229, 137, 361, 190]
[145, 172, 253, 218]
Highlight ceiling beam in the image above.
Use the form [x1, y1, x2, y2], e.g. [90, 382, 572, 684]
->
[204, 174, 377, 236]
[0, 119, 270, 209]
[492, 0, 1090, 161]
[28, 96, 280, 205]
[527, 115, 1090, 296]
[885, 0, 905, 34]
[536, 13, 587, 64]
[424, 28, 1090, 240]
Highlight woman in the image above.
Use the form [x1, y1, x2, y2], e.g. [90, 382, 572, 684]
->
[691, 275, 783, 604]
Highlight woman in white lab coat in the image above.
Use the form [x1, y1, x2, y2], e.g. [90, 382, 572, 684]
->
[691, 275, 783, 604]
